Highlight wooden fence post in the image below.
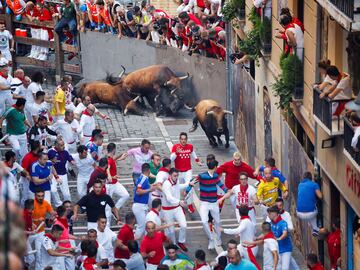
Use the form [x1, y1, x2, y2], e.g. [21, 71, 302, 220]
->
[53, 19, 63, 83]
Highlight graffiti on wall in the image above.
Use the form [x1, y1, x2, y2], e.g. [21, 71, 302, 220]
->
[232, 65, 256, 167]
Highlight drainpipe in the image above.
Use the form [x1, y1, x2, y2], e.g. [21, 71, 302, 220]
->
[225, 22, 234, 138]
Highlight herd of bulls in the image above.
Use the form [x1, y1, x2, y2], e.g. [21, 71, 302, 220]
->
[76, 65, 232, 148]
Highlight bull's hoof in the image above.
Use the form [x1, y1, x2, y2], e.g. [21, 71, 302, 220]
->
[210, 142, 218, 148]
[225, 143, 230, 148]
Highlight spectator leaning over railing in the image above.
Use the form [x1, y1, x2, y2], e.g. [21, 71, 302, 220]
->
[54, 0, 78, 46]
[25, 2, 41, 59]
[116, 5, 137, 39]
[35, 2, 52, 61]
[5, 0, 26, 21]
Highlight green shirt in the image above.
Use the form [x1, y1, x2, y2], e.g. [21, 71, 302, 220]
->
[61, 3, 77, 20]
[148, 161, 160, 184]
[4, 107, 26, 135]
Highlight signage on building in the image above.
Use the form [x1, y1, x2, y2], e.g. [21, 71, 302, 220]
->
[346, 164, 360, 197]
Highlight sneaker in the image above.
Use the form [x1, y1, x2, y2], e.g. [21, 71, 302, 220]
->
[177, 242, 188, 252]
[312, 229, 319, 237]
[208, 239, 215, 250]
[188, 204, 195, 214]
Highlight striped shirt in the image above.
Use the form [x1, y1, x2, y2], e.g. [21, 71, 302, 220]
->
[195, 171, 227, 203]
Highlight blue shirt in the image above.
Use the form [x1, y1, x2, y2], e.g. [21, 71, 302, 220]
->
[225, 259, 257, 270]
[259, 165, 286, 183]
[86, 141, 99, 161]
[29, 161, 52, 192]
[48, 148, 74, 175]
[133, 174, 150, 204]
[271, 218, 292, 253]
[296, 178, 320, 212]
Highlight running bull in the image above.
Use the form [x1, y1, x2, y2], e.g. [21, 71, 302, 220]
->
[188, 99, 233, 148]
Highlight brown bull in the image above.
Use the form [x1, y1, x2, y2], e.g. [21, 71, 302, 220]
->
[189, 99, 233, 148]
[77, 80, 143, 115]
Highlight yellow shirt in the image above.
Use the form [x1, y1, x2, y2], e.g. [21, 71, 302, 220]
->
[256, 177, 286, 206]
[51, 88, 66, 116]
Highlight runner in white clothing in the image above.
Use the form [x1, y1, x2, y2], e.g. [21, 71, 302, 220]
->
[222, 205, 260, 268]
[74, 95, 109, 120]
[150, 158, 171, 203]
[72, 145, 96, 197]
[78, 104, 96, 144]
[217, 172, 258, 225]
[51, 110, 80, 153]
[161, 168, 188, 252]
[0, 59, 14, 115]
[96, 216, 117, 263]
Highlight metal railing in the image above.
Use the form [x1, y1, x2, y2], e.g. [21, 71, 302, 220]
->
[313, 87, 352, 133]
[343, 116, 360, 165]
[330, 0, 354, 19]
[260, 7, 272, 55]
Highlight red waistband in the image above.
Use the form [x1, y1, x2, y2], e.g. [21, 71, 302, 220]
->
[162, 205, 180, 210]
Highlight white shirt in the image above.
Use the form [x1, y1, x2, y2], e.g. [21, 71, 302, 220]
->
[51, 119, 80, 144]
[151, 169, 169, 198]
[335, 74, 352, 99]
[72, 153, 95, 179]
[13, 84, 27, 98]
[287, 23, 304, 48]
[145, 209, 161, 226]
[263, 238, 279, 270]
[10, 77, 22, 97]
[76, 242, 107, 263]
[31, 101, 49, 118]
[78, 113, 96, 137]
[27, 82, 43, 104]
[224, 218, 255, 244]
[74, 102, 99, 116]
[231, 184, 257, 208]
[38, 235, 61, 270]
[6, 161, 23, 184]
[0, 74, 13, 114]
[352, 126, 360, 150]
[96, 227, 117, 260]
[0, 30, 12, 51]
[266, 210, 294, 231]
[161, 178, 188, 208]
[197, 265, 211, 270]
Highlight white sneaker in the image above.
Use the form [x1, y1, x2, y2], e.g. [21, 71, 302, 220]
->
[32, 51, 40, 59]
[40, 54, 48, 61]
[215, 238, 222, 247]
[208, 239, 215, 250]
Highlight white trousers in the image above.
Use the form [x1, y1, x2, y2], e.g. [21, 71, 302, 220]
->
[57, 174, 71, 201]
[235, 207, 256, 226]
[34, 231, 45, 270]
[150, 31, 160, 43]
[50, 178, 63, 207]
[296, 210, 319, 231]
[260, 204, 269, 220]
[8, 133, 28, 162]
[30, 28, 41, 57]
[77, 175, 89, 198]
[279, 252, 299, 270]
[132, 203, 149, 239]
[39, 28, 49, 57]
[163, 206, 187, 243]
[19, 176, 30, 207]
[199, 201, 221, 242]
[65, 142, 77, 154]
[179, 170, 193, 204]
[146, 263, 158, 270]
[24, 233, 38, 265]
[58, 256, 76, 270]
[238, 244, 258, 261]
[105, 182, 129, 225]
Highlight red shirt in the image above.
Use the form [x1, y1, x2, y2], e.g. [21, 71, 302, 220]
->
[327, 229, 341, 269]
[21, 152, 38, 173]
[82, 257, 97, 270]
[188, 13, 202, 26]
[107, 156, 117, 184]
[308, 262, 324, 270]
[87, 167, 107, 193]
[114, 224, 134, 259]
[216, 161, 256, 189]
[171, 143, 198, 172]
[23, 209, 33, 232]
[140, 231, 168, 265]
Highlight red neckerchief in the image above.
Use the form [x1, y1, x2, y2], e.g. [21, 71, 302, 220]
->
[240, 215, 251, 220]
[57, 217, 69, 229]
[168, 176, 176, 186]
[0, 71, 8, 79]
[159, 167, 169, 173]
[263, 232, 276, 240]
[82, 109, 91, 116]
[194, 263, 207, 269]
[336, 73, 344, 83]
[279, 209, 285, 214]
[96, 167, 106, 174]
[240, 184, 248, 195]
[272, 216, 282, 224]
[83, 257, 97, 266]
[150, 208, 159, 216]
[44, 233, 57, 243]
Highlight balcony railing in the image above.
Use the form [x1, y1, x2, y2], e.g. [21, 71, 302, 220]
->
[260, 7, 272, 55]
[313, 87, 353, 135]
[330, 0, 354, 19]
[344, 116, 360, 166]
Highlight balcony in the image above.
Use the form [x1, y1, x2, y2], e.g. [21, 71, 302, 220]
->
[343, 116, 360, 168]
[316, 0, 360, 31]
[313, 87, 353, 135]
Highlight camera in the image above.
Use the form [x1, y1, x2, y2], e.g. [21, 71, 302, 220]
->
[229, 53, 242, 64]
[153, 21, 161, 31]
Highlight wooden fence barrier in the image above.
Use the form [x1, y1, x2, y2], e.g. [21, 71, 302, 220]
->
[0, 13, 81, 81]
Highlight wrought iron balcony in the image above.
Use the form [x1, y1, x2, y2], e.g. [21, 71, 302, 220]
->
[313, 87, 353, 135]
[344, 116, 360, 166]
[330, 0, 354, 19]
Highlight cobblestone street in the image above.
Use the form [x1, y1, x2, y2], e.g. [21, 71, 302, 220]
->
[67, 106, 307, 268]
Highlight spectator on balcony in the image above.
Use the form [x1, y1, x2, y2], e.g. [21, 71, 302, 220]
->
[25, 2, 41, 59]
[277, 14, 304, 60]
[116, 6, 137, 39]
[96, 0, 114, 33]
[315, 59, 336, 91]
[133, 6, 151, 40]
[280, 8, 304, 32]
[320, 65, 352, 100]
[254, 0, 271, 18]
[35, 2, 52, 61]
[296, 171, 322, 236]
[54, 0, 78, 46]
[349, 112, 360, 151]
[5, 0, 25, 21]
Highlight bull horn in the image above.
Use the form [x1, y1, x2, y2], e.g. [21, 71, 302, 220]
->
[223, 110, 233, 115]
[178, 73, 190, 80]
[184, 104, 194, 110]
[206, 110, 215, 115]
[133, 96, 140, 102]
[170, 89, 177, 95]
[164, 80, 170, 86]
[118, 65, 126, 78]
